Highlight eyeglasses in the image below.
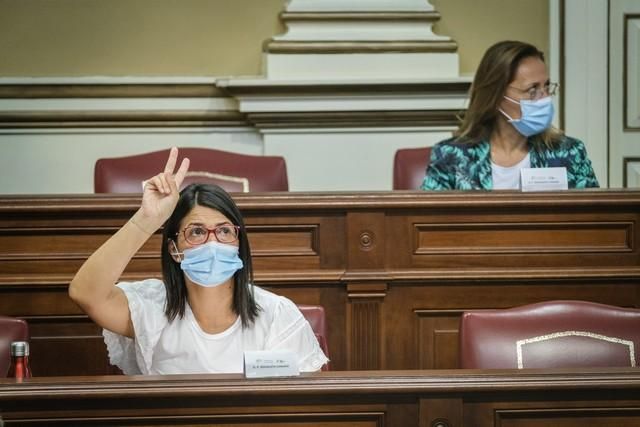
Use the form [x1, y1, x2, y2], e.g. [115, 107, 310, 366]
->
[178, 224, 240, 245]
[508, 82, 559, 101]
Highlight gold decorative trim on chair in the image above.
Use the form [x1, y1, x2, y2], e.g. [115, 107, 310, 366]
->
[516, 331, 636, 369]
[186, 171, 250, 192]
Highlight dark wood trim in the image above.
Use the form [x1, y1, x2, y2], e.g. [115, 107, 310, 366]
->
[0, 110, 248, 128]
[1, 369, 639, 427]
[0, 84, 223, 99]
[3, 189, 638, 212]
[0, 109, 464, 129]
[247, 109, 462, 128]
[218, 80, 471, 96]
[1, 368, 639, 397]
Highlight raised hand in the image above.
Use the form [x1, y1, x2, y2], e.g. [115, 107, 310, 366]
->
[138, 147, 190, 230]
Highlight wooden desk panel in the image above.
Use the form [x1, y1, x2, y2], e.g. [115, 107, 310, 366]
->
[1, 369, 639, 426]
[1, 190, 640, 376]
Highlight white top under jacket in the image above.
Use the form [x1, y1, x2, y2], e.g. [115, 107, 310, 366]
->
[491, 152, 531, 190]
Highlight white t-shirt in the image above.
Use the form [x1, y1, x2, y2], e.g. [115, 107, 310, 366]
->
[491, 152, 531, 190]
[103, 279, 329, 375]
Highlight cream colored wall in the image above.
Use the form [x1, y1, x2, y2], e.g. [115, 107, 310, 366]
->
[431, 0, 549, 75]
[0, 0, 285, 77]
[0, 0, 548, 77]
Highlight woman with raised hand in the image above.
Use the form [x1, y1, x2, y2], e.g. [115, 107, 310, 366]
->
[422, 40, 599, 190]
[69, 147, 328, 374]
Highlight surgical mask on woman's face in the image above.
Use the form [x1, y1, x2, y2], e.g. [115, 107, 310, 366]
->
[174, 241, 243, 287]
[499, 95, 554, 137]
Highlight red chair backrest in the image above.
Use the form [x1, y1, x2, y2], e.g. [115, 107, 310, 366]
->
[297, 305, 330, 371]
[460, 300, 640, 369]
[95, 147, 288, 193]
[393, 147, 432, 190]
[0, 316, 29, 377]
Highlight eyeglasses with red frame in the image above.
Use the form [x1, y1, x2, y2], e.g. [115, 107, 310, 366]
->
[177, 223, 240, 245]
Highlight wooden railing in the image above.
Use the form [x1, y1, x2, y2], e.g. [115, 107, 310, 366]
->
[1, 369, 640, 426]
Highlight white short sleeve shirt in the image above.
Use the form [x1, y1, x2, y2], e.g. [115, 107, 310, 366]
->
[103, 279, 329, 375]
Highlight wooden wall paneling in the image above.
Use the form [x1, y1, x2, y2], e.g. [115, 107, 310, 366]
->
[401, 210, 640, 270]
[2, 191, 640, 376]
[245, 211, 347, 275]
[415, 309, 462, 370]
[27, 315, 112, 376]
[344, 211, 388, 370]
[346, 283, 386, 370]
[465, 395, 640, 427]
[383, 279, 640, 371]
[419, 398, 463, 427]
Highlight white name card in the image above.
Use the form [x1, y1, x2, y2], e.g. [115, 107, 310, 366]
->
[520, 167, 568, 192]
[244, 350, 299, 378]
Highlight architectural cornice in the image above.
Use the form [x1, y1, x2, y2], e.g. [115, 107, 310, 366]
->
[264, 40, 458, 54]
[0, 110, 246, 128]
[246, 110, 462, 129]
[0, 79, 470, 129]
[0, 84, 223, 99]
[279, 12, 442, 21]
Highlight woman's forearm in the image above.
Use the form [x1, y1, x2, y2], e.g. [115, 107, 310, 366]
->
[68, 209, 161, 310]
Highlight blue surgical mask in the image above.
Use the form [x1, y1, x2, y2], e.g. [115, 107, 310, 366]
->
[499, 95, 554, 137]
[177, 241, 243, 287]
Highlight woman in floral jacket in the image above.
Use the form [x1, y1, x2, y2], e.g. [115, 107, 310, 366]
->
[422, 40, 599, 191]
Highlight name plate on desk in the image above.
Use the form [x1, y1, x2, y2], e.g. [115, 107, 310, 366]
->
[521, 167, 568, 192]
[244, 350, 299, 378]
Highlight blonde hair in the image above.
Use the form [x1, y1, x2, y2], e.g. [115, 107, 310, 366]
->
[456, 40, 563, 149]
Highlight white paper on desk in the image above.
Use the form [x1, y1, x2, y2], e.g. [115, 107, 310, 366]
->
[520, 167, 568, 192]
[243, 349, 299, 378]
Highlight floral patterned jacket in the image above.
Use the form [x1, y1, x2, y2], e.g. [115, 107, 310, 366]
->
[421, 136, 599, 190]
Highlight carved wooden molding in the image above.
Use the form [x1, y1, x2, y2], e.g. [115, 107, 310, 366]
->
[347, 283, 387, 369]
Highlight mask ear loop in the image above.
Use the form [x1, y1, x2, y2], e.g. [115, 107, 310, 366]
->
[498, 95, 520, 122]
[168, 239, 184, 263]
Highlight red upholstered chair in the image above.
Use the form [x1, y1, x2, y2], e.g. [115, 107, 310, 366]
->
[459, 300, 640, 369]
[0, 316, 29, 377]
[392, 147, 432, 190]
[95, 148, 288, 193]
[297, 305, 330, 371]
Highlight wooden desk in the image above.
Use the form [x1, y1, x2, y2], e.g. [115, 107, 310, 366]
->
[1, 190, 640, 376]
[1, 369, 640, 426]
